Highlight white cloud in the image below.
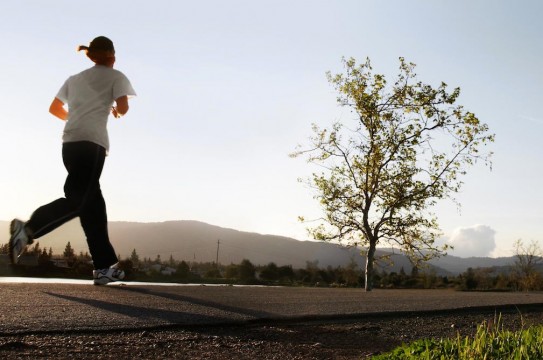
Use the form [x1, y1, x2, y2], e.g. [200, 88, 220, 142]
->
[447, 225, 496, 258]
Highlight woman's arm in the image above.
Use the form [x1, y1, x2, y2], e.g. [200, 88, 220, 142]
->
[49, 97, 68, 121]
[111, 95, 129, 118]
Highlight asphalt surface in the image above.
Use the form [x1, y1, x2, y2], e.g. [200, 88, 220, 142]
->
[2, 278, 543, 335]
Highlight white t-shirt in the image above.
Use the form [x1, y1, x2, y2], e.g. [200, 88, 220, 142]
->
[56, 65, 136, 152]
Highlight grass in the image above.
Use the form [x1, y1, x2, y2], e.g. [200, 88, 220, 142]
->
[372, 314, 543, 359]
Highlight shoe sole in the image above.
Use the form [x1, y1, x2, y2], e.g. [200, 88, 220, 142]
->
[93, 279, 111, 286]
[93, 277, 125, 286]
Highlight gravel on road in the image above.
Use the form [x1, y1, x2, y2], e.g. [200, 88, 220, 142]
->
[1, 303, 543, 359]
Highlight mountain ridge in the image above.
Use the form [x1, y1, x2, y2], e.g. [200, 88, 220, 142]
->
[0, 220, 515, 274]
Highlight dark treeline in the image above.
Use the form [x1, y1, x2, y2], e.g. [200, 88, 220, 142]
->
[1, 243, 542, 291]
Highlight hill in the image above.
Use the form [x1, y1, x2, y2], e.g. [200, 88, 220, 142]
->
[428, 254, 514, 274]
[0, 220, 515, 274]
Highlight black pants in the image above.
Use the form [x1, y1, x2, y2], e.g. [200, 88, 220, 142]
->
[26, 141, 118, 269]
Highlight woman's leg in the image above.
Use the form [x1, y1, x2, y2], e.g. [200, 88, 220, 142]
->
[25, 141, 101, 239]
[80, 186, 118, 269]
[26, 142, 118, 269]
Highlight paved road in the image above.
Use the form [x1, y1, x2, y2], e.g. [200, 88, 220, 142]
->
[1, 278, 543, 335]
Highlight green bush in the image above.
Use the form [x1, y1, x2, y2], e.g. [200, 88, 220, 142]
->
[373, 315, 543, 359]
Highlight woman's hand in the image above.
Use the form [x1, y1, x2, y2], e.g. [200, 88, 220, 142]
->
[113, 96, 129, 118]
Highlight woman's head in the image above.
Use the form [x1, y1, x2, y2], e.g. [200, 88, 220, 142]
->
[78, 36, 116, 67]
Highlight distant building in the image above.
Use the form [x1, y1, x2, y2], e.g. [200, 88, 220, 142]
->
[142, 264, 177, 276]
[50, 257, 70, 268]
[149, 264, 162, 273]
[161, 267, 176, 276]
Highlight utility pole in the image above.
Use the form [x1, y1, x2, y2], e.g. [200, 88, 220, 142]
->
[216, 239, 220, 266]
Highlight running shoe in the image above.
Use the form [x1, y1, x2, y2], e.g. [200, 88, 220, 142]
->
[9, 219, 30, 264]
[93, 264, 125, 285]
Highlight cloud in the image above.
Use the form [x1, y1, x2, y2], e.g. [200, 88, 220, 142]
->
[447, 224, 496, 258]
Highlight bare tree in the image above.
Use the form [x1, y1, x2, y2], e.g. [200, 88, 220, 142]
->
[512, 239, 543, 291]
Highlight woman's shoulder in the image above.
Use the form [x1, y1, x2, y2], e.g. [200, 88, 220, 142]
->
[103, 67, 130, 80]
[78, 66, 129, 80]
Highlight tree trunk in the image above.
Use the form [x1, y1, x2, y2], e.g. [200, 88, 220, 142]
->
[365, 241, 377, 291]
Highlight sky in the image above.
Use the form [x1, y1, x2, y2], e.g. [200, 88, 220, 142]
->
[1, 0, 542, 258]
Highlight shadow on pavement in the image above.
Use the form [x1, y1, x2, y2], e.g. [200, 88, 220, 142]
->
[43, 291, 232, 326]
[44, 285, 279, 328]
[108, 285, 276, 319]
